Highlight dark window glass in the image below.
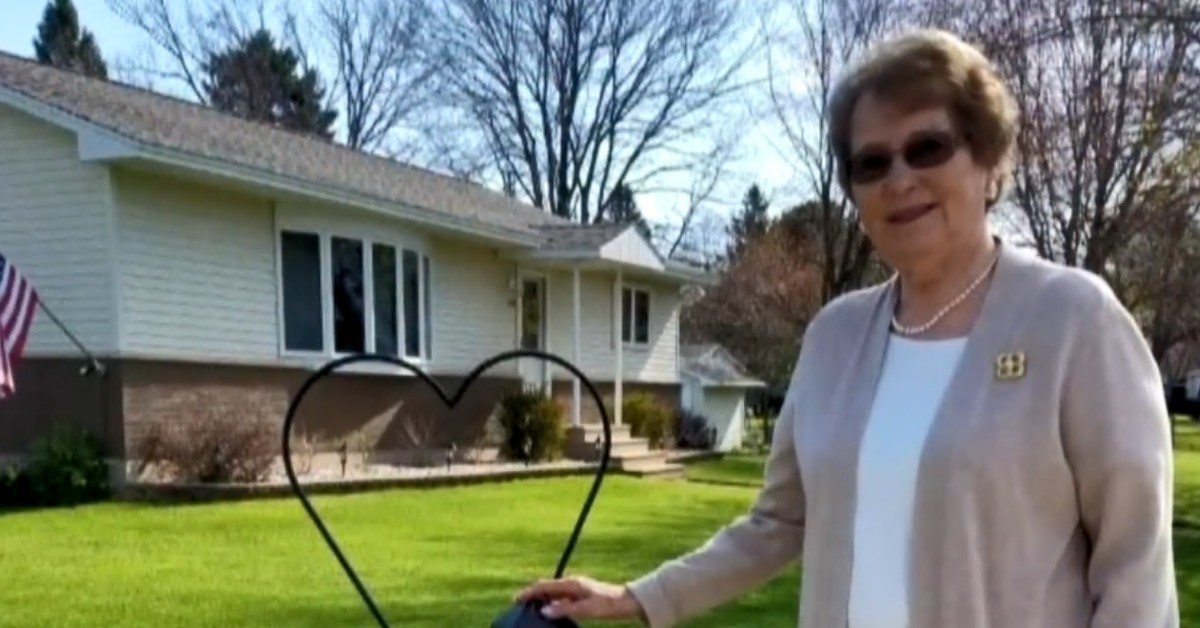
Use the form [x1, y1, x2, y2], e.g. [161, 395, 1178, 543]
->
[331, 237, 365, 353]
[621, 288, 632, 343]
[280, 231, 323, 351]
[373, 244, 398, 355]
[422, 255, 432, 359]
[403, 249, 421, 357]
[634, 290, 649, 344]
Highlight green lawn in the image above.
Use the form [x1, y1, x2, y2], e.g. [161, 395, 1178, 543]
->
[0, 476, 797, 627]
[3, 432, 1200, 627]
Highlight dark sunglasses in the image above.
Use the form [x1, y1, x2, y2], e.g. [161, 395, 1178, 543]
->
[847, 129, 961, 185]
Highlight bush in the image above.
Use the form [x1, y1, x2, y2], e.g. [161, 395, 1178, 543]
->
[624, 392, 673, 449]
[133, 410, 276, 484]
[497, 387, 566, 463]
[0, 425, 110, 508]
[674, 409, 717, 450]
[0, 462, 34, 508]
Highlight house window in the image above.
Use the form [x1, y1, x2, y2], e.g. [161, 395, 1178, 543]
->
[280, 231, 323, 351]
[279, 229, 432, 361]
[621, 287, 650, 345]
[332, 237, 365, 354]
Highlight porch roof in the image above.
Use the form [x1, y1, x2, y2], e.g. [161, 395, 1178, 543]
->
[680, 343, 766, 388]
[522, 223, 714, 284]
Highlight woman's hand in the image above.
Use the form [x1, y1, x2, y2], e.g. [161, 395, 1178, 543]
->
[514, 575, 646, 623]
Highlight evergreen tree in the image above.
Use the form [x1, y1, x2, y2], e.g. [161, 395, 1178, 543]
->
[726, 184, 771, 259]
[33, 0, 107, 79]
[202, 29, 338, 139]
[599, 183, 653, 240]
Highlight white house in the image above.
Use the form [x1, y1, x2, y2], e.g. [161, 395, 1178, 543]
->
[679, 343, 765, 452]
[0, 52, 711, 479]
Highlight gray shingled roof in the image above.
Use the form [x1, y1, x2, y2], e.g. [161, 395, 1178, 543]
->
[534, 222, 636, 252]
[681, 343, 765, 387]
[0, 51, 569, 239]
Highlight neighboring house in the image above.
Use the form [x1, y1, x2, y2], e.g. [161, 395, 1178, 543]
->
[0, 52, 711, 479]
[679, 343, 765, 452]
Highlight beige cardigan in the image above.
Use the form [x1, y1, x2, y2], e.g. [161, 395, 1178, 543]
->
[627, 240, 1178, 627]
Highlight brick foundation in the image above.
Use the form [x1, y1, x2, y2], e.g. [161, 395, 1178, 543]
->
[3, 357, 681, 482]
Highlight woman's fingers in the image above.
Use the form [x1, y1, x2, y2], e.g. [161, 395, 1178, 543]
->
[514, 576, 590, 602]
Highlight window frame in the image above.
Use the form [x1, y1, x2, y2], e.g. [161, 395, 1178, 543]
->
[275, 223, 434, 367]
[620, 285, 652, 347]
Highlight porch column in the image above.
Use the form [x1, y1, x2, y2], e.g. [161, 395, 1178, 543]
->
[572, 265, 581, 427]
[613, 268, 624, 425]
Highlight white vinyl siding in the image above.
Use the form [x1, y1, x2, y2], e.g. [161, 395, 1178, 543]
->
[114, 170, 277, 360]
[599, 229, 664, 270]
[102, 153, 681, 382]
[546, 270, 679, 384]
[429, 237, 518, 376]
[0, 105, 116, 355]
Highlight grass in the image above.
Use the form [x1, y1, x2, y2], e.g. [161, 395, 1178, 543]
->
[684, 452, 771, 487]
[0, 476, 797, 627]
[4, 421, 1200, 627]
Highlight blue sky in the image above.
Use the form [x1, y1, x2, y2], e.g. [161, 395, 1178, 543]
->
[0, 0, 142, 59]
[0, 0, 798, 234]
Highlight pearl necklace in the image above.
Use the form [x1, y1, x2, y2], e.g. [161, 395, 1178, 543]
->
[890, 251, 999, 336]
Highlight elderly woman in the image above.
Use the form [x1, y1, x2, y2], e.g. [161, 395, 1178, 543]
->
[514, 28, 1178, 627]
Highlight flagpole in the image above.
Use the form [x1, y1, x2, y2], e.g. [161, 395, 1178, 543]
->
[35, 299, 105, 376]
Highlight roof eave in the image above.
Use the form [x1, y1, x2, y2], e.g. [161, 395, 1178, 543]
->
[0, 83, 545, 249]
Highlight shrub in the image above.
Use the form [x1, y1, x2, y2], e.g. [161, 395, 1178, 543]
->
[497, 387, 566, 463]
[133, 410, 276, 484]
[26, 425, 110, 505]
[674, 409, 717, 450]
[624, 392, 673, 449]
[0, 425, 111, 508]
[0, 462, 34, 508]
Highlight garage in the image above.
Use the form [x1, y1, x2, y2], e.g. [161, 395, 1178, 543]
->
[680, 343, 766, 452]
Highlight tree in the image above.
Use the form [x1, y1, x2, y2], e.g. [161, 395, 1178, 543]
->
[1109, 140, 1200, 363]
[424, 0, 756, 223]
[760, 0, 886, 303]
[107, 0, 434, 153]
[682, 220, 824, 391]
[202, 29, 338, 139]
[286, 0, 440, 152]
[599, 184, 652, 240]
[916, 0, 1198, 278]
[726, 183, 771, 260]
[33, 0, 108, 79]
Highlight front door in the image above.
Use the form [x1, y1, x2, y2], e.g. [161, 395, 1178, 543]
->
[518, 275, 547, 390]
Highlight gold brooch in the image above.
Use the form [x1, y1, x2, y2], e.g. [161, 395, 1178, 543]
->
[995, 351, 1026, 380]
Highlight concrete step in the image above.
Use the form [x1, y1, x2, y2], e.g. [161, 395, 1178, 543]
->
[567, 424, 650, 461]
[612, 450, 672, 469]
[619, 461, 687, 480]
[572, 438, 652, 459]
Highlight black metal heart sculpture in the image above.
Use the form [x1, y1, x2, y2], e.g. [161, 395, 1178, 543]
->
[281, 349, 613, 628]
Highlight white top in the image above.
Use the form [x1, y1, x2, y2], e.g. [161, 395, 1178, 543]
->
[848, 333, 967, 628]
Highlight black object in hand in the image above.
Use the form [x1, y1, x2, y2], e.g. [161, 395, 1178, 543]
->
[491, 601, 581, 628]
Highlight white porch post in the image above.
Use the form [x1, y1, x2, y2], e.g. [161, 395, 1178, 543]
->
[613, 268, 624, 426]
[572, 265, 581, 427]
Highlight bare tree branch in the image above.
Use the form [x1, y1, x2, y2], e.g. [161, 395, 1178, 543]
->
[760, 0, 890, 302]
[425, 0, 756, 222]
[286, 0, 442, 152]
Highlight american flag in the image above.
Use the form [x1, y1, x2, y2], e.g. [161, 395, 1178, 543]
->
[0, 255, 39, 399]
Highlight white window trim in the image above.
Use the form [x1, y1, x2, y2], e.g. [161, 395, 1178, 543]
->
[620, 284, 652, 348]
[274, 220, 433, 371]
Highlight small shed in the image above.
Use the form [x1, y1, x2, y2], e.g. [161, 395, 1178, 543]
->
[679, 343, 767, 452]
